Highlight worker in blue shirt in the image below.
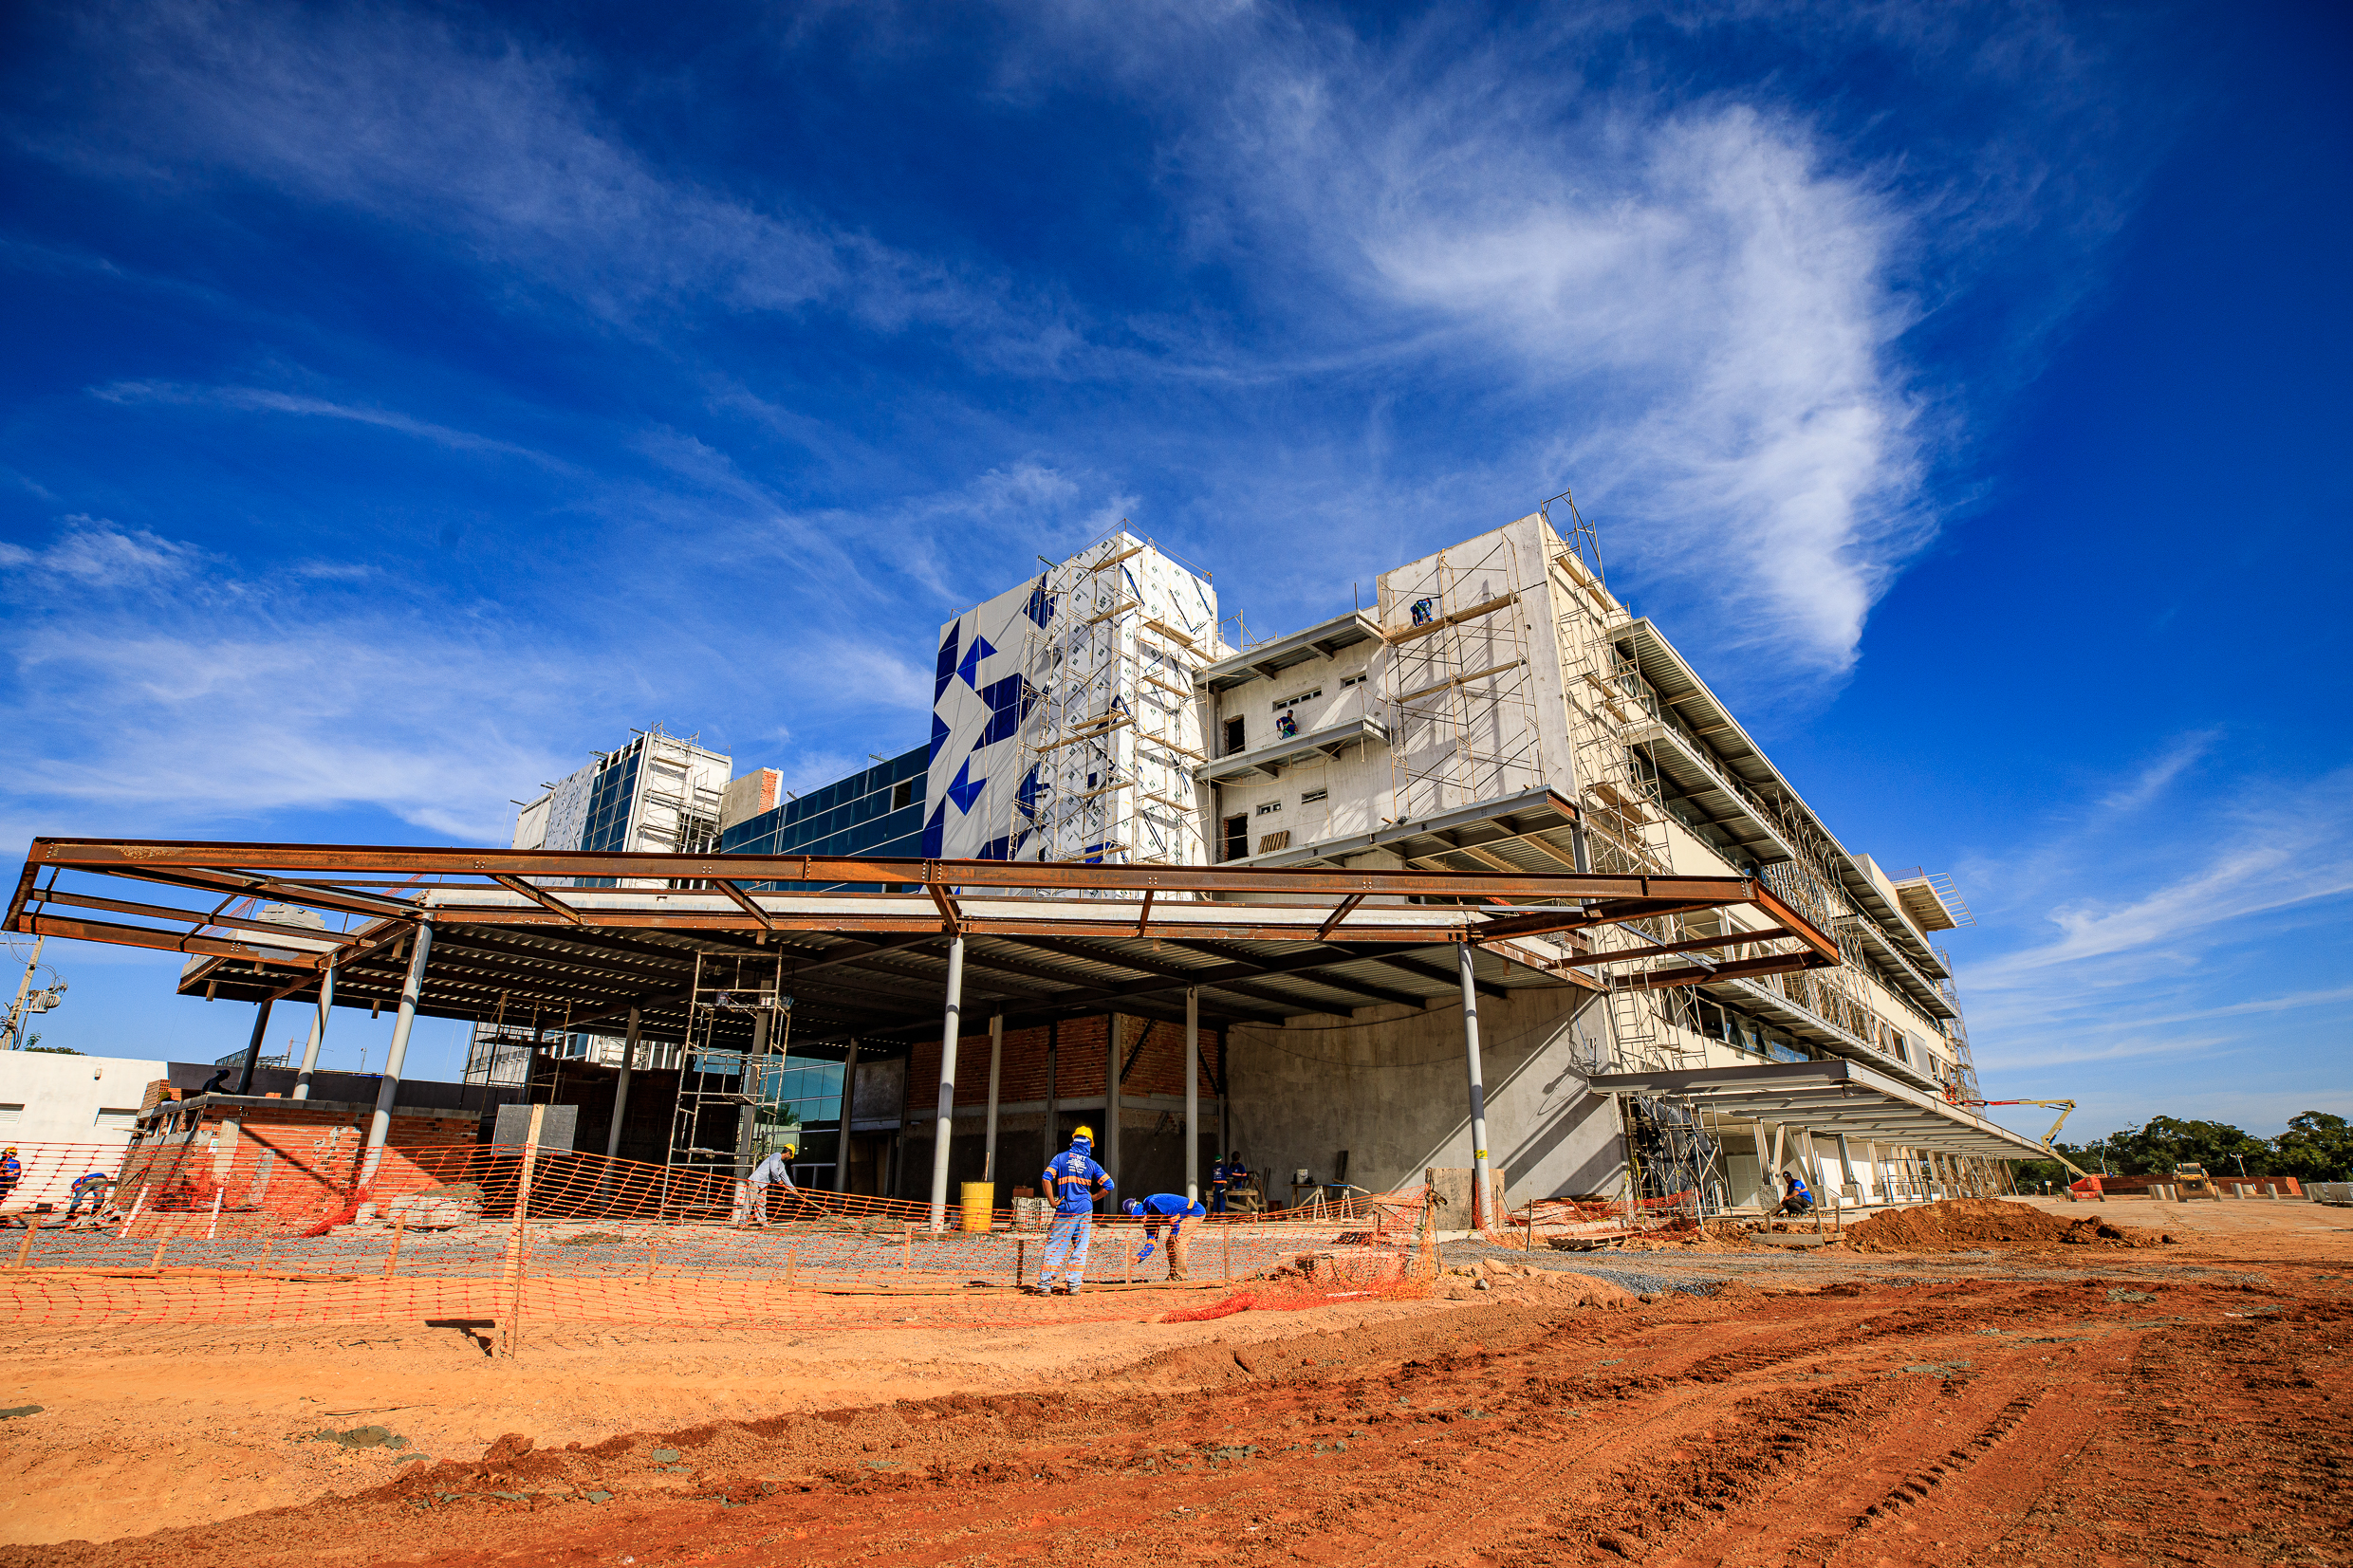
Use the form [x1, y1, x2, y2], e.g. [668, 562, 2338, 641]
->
[1124, 1192, 1208, 1281]
[63, 1171, 113, 1223]
[1031, 1127, 1113, 1295]
[1209, 1151, 1247, 1214]
[1774, 1171, 1814, 1217]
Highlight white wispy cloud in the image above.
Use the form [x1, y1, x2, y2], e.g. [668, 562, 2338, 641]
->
[2096, 729, 2216, 813]
[38, 1, 1032, 341]
[1955, 762, 2353, 1110]
[0, 515, 205, 587]
[91, 380, 561, 463]
[0, 519, 581, 842]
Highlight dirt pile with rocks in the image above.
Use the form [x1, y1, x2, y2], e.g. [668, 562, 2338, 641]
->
[1846, 1197, 2174, 1254]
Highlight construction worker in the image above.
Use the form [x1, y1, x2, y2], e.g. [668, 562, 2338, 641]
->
[63, 1171, 113, 1224]
[1210, 1150, 1246, 1214]
[748, 1141, 797, 1227]
[1124, 1193, 1208, 1280]
[1031, 1127, 1113, 1295]
[1773, 1171, 1814, 1217]
[0, 1148, 19, 1211]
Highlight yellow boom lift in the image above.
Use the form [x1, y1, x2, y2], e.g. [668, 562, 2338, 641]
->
[1962, 1098, 2091, 1181]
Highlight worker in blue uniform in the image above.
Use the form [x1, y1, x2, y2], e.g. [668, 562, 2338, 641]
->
[1032, 1126, 1113, 1295]
[1774, 1171, 1815, 1217]
[1124, 1192, 1208, 1280]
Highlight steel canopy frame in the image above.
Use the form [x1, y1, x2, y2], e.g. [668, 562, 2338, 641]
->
[7, 838, 1841, 1055]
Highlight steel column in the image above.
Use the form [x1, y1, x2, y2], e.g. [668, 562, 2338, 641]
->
[982, 1012, 1003, 1183]
[359, 920, 433, 1186]
[928, 936, 966, 1230]
[606, 1006, 640, 1160]
[1457, 943, 1492, 1230]
[833, 1039, 860, 1194]
[232, 997, 274, 1096]
[1104, 1012, 1122, 1209]
[1184, 987, 1199, 1207]
[291, 964, 334, 1099]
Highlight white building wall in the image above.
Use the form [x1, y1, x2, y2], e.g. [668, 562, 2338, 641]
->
[0, 1052, 171, 1202]
[928, 534, 1220, 865]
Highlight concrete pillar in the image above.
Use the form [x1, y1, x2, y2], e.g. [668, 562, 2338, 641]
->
[833, 1039, 861, 1194]
[605, 1007, 640, 1160]
[1797, 1129, 1825, 1202]
[1184, 988, 1200, 1207]
[745, 1008, 771, 1183]
[292, 966, 334, 1099]
[1457, 943, 1492, 1230]
[359, 920, 433, 1187]
[927, 936, 966, 1230]
[1104, 1012, 1122, 1211]
[1835, 1134, 1858, 1202]
[1042, 1021, 1059, 1176]
[232, 997, 274, 1097]
[982, 1012, 1003, 1183]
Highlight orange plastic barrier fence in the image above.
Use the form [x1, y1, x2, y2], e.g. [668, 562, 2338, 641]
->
[0, 1141, 1424, 1338]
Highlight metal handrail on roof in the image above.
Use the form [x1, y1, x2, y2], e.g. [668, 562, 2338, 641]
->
[1194, 715, 1391, 784]
[1612, 618, 1950, 977]
[1195, 611, 1382, 693]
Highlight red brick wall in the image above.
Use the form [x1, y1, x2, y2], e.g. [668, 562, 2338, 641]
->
[120, 1102, 477, 1223]
[902, 1014, 1225, 1113]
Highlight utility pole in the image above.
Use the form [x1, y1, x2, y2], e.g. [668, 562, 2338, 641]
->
[4, 937, 50, 1049]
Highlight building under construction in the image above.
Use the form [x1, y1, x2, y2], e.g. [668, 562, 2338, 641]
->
[5, 502, 2051, 1230]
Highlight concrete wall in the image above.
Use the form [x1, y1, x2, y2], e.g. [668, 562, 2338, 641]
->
[1224, 987, 1624, 1208]
[0, 1052, 171, 1202]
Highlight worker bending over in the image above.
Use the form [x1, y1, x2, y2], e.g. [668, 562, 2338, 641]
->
[748, 1141, 798, 1227]
[63, 1172, 114, 1225]
[1032, 1127, 1113, 1295]
[1124, 1193, 1208, 1281]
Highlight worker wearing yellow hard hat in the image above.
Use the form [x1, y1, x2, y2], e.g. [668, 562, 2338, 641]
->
[747, 1140, 799, 1227]
[1030, 1126, 1114, 1295]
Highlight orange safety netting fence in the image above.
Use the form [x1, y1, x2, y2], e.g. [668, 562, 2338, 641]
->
[0, 1141, 1430, 1338]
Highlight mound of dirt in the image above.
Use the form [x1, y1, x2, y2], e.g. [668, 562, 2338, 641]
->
[1845, 1198, 2174, 1254]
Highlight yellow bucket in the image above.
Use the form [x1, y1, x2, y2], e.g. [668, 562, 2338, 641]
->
[960, 1181, 995, 1233]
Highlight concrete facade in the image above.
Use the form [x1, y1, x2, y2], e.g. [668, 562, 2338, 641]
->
[1223, 988, 1622, 1209]
[0, 1051, 170, 1204]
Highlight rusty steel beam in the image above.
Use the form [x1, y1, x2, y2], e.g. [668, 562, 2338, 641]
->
[487, 874, 586, 925]
[18, 838, 1766, 904]
[16, 912, 328, 967]
[28, 888, 374, 948]
[1607, 950, 1836, 991]
[1315, 892, 1365, 940]
[1551, 925, 1799, 969]
[712, 879, 775, 931]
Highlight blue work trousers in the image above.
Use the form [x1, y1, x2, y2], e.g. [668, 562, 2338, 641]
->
[1039, 1212, 1093, 1284]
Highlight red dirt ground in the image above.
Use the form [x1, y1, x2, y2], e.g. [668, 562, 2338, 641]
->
[1843, 1195, 2176, 1253]
[7, 1257, 2350, 1568]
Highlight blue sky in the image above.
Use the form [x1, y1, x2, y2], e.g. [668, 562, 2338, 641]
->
[1, 2, 2345, 1140]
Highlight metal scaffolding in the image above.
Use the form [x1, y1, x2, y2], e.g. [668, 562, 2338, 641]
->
[663, 950, 792, 1219]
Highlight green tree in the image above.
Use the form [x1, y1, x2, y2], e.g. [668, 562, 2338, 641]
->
[2272, 1112, 2353, 1183]
[2099, 1116, 2272, 1177]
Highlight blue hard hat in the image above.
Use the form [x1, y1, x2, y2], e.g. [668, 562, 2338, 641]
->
[1123, 1199, 1143, 1216]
